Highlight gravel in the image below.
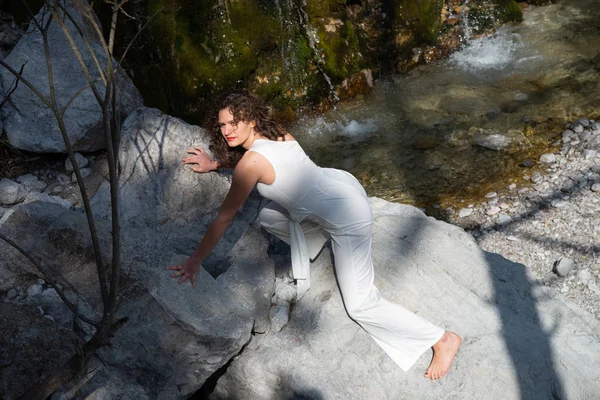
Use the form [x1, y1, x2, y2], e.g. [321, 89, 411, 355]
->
[449, 117, 600, 320]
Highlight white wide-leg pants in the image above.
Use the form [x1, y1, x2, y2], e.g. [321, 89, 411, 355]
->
[259, 201, 445, 372]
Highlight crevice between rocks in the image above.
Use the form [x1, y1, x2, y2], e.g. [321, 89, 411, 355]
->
[191, 331, 254, 399]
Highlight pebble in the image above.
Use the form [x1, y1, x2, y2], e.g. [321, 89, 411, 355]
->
[531, 172, 543, 183]
[591, 183, 600, 192]
[588, 281, 600, 296]
[55, 173, 70, 185]
[578, 118, 591, 128]
[507, 236, 519, 241]
[0, 179, 27, 205]
[484, 192, 497, 199]
[269, 303, 290, 333]
[71, 167, 92, 183]
[553, 258, 574, 277]
[16, 174, 47, 192]
[273, 281, 297, 304]
[486, 206, 501, 215]
[539, 153, 556, 164]
[497, 214, 512, 225]
[520, 159, 535, 168]
[65, 153, 89, 172]
[583, 149, 597, 160]
[458, 208, 474, 218]
[577, 270, 591, 285]
[7, 288, 17, 299]
[27, 284, 44, 297]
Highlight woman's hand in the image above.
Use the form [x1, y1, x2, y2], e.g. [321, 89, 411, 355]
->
[183, 147, 218, 173]
[166, 258, 201, 288]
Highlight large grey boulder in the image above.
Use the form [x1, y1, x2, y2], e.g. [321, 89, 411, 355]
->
[0, 0, 142, 153]
[211, 199, 600, 400]
[0, 201, 255, 398]
[73, 261, 253, 400]
[91, 106, 264, 276]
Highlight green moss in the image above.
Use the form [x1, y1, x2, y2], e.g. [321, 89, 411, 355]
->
[494, 0, 523, 23]
[395, 0, 443, 45]
[317, 18, 363, 83]
[306, 0, 347, 18]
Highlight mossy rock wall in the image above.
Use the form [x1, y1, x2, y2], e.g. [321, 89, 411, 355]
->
[2, 0, 531, 124]
[99, 0, 382, 124]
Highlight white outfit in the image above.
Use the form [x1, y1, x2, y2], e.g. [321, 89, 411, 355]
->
[250, 139, 444, 372]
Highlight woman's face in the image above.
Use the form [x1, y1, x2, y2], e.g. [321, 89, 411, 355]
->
[218, 107, 256, 149]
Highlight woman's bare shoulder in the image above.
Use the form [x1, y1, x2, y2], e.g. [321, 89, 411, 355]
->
[236, 150, 270, 171]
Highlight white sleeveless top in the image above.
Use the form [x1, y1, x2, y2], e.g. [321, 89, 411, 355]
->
[249, 139, 370, 298]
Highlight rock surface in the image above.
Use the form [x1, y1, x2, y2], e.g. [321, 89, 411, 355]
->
[0, 303, 78, 399]
[0, 107, 270, 398]
[0, 201, 255, 399]
[0, 178, 27, 205]
[211, 199, 600, 400]
[90, 106, 263, 276]
[0, 0, 142, 153]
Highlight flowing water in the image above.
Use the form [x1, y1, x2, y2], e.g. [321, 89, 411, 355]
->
[289, 0, 600, 215]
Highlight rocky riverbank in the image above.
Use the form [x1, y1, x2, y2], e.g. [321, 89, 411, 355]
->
[447, 117, 600, 320]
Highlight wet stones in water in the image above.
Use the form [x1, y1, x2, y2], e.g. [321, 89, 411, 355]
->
[473, 133, 510, 151]
[486, 108, 501, 120]
[412, 135, 439, 150]
[501, 101, 520, 113]
[520, 159, 535, 168]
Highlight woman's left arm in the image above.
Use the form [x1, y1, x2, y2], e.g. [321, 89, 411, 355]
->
[166, 152, 263, 287]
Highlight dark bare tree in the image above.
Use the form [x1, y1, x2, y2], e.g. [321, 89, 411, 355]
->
[0, 1, 160, 397]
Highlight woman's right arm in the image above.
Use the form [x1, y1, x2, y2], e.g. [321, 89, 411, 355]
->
[166, 152, 264, 287]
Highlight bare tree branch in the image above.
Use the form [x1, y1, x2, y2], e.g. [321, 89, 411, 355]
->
[0, 232, 99, 327]
[117, 6, 162, 68]
[0, 60, 52, 108]
[70, 0, 126, 318]
[56, 1, 107, 85]
[0, 63, 26, 109]
[50, 2, 105, 106]
[60, 77, 102, 116]
[45, 3, 111, 309]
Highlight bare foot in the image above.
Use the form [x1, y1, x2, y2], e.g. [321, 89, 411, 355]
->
[424, 331, 461, 380]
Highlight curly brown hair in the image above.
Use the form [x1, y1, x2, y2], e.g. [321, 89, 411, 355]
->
[205, 90, 287, 167]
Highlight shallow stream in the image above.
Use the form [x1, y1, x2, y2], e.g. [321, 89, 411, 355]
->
[290, 0, 600, 215]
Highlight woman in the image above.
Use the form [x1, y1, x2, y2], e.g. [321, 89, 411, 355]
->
[166, 91, 461, 380]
